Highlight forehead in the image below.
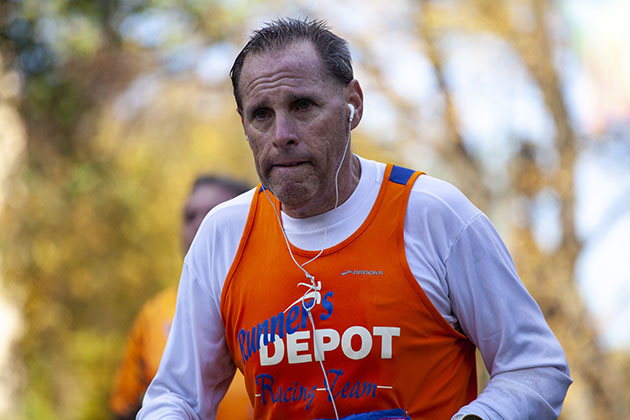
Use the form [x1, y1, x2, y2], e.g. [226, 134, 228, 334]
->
[239, 41, 339, 105]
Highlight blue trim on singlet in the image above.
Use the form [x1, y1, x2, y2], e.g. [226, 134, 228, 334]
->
[316, 408, 411, 420]
[259, 184, 267, 192]
[389, 165, 415, 185]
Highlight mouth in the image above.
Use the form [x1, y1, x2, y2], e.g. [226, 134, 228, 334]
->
[271, 159, 310, 170]
[274, 161, 306, 167]
[264, 155, 312, 178]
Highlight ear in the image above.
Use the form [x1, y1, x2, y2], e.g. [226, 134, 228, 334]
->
[344, 79, 364, 130]
[237, 108, 250, 144]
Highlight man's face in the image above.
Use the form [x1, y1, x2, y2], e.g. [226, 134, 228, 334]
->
[181, 184, 237, 254]
[238, 41, 359, 218]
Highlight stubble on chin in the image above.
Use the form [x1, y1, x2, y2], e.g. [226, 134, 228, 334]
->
[267, 172, 331, 217]
[267, 177, 313, 207]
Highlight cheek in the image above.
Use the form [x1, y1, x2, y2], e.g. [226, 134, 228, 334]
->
[316, 123, 347, 161]
[249, 138, 275, 170]
[246, 136, 264, 158]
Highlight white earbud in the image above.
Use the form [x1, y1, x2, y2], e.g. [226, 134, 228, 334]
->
[348, 103, 355, 123]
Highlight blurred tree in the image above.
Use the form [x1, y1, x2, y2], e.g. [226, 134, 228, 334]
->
[410, 0, 628, 418]
[0, 1, 253, 419]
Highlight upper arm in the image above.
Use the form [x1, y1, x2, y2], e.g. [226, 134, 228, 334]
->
[445, 215, 568, 375]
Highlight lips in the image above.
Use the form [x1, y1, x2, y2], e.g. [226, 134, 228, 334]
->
[273, 160, 307, 167]
[268, 156, 311, 171]
[263, 155, 311, 177]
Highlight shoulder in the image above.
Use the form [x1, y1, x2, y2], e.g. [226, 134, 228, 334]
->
[358, 156, 481, 225]
[183, 188, 256, 289]
[147, 286, 178, 311]
[137, 286, 178, 324]
[357, 157, 482, 230]
[204, 187, 256, 227]
[191, 188, 256, 249]
[408, 174, 482, 227]
[403, 174, 484, 260]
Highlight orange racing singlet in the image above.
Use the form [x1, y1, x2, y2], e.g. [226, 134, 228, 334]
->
[221, 164, 476, 420]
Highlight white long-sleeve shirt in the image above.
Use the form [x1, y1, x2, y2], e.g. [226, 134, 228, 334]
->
[138, 156, 572, 420]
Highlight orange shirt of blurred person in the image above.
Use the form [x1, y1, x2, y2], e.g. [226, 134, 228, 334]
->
[109, 286, 252, 420]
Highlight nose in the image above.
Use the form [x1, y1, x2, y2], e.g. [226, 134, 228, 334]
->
[272, 112, 298, 149]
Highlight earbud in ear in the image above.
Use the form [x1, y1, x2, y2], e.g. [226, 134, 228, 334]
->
[348, 103, 355, 123]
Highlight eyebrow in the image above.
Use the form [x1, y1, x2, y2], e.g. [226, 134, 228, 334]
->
[248, 90, 320, 111]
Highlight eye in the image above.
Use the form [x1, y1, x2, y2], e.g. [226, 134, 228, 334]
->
[184, 210, 195, 223]
[253, 108, 270, 120]
[294, 99, 313, 112]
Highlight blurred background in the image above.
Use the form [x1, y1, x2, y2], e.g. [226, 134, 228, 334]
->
[0, 0, 628, 419]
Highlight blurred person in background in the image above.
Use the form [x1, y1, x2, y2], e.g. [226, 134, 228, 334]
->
[109, 175, 252, 420]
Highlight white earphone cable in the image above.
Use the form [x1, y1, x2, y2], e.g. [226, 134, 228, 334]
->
[258, 106, 353, 419]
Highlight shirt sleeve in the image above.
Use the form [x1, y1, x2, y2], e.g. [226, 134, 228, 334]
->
[137, 261, 236, 420]
[446, 215, 572, 419]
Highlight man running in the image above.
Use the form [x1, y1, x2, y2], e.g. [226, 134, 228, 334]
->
[138, 18, 571, 420]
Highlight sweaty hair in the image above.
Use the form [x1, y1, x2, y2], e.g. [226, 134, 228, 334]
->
[230, 17, 354, 111]
[191, 174, 251, 196]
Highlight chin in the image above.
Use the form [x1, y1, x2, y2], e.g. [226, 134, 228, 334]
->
[270, 182, 314, 207]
